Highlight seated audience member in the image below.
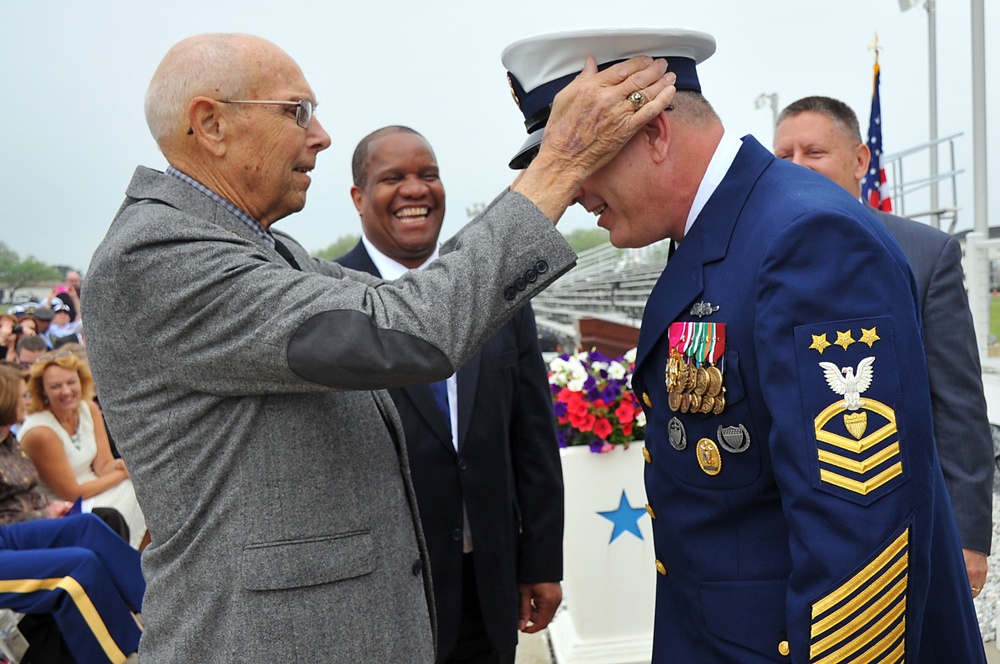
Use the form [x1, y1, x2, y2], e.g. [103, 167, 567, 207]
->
[0, 363, 129, 539]
[0, 315, 17, 364]
[0, 513, 144, 663]
[31, 307, 56, 349]
[15, 336, 48, 370]
[18, 352, 147, 548]
[46, 301, 81, 344]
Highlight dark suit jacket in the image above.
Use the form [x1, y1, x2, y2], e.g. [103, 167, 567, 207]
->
[337, 242, 564, 659]
[633, 137, 983, 662]
[872, 208, 993, 554]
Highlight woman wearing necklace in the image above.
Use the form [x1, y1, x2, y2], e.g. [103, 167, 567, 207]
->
[18, 350, 147, 549]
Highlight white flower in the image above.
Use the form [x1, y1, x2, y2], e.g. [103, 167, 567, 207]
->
[636, 410, 647, 427]
[607, 361, 626, 380]
[623, 347, 637, 364]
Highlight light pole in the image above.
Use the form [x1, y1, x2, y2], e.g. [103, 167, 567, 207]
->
[970, 0, 988, 237]
[900, 0, 940, 228]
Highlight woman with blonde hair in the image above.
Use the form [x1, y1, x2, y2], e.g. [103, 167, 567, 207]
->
[18, 350, 147, 548]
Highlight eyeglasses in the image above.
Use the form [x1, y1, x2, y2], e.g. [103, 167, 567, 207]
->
[220, 99, 315, 129]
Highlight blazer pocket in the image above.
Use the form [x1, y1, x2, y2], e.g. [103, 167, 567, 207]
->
[241, 530, 374, 591]
[701, 579, 787, 660]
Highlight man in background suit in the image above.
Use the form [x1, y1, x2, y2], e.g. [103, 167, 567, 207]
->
[774, 95, 993, 598]
[337, 126, 564, 664]
[82, 32, 676, 663]
[502, 28, 985, 661]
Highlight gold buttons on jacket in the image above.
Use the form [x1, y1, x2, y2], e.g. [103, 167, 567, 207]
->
[642, 447, 652, 463]
[642, 392, 652, 407]
[645, 504, 656, 519]
[655, 560, 667, 575]
[778, 640, 790, 657]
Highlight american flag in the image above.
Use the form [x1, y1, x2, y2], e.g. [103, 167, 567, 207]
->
[861, 63, 892, 211]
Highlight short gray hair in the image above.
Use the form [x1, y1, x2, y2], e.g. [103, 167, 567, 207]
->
[776, 96, 862, 144]
[144, 34, 253, 145]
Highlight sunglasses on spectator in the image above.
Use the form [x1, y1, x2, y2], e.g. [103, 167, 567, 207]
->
[37, 349, 74, 363]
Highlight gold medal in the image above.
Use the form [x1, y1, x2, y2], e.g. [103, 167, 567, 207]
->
[712, 393, 725, 414]
[682, 362, 697, 392]
[699, 395, 714, 413]
[689, 393, 702, 412]
[706, 366, 723, 397]
[668, 391, 682, 411]
[696, 438, 722, 475]
[694, 368, 709, 396]
[680, 393, 692, 413]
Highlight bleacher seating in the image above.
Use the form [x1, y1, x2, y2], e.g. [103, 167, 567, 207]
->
[534, 240, 669, 349]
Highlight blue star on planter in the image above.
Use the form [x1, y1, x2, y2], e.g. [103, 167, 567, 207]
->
[597, 490, 647, 543]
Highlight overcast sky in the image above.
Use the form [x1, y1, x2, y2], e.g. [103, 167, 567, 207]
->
[1, 0, 995, 271]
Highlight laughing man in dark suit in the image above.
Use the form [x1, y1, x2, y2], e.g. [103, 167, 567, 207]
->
[337, 126, 564, 664]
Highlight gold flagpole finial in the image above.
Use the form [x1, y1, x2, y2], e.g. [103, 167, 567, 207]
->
[867, 33, 882, 65]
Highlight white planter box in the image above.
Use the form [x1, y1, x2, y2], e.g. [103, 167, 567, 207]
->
[549, 443, 655, 664]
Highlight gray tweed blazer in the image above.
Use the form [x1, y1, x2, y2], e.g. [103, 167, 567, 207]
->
[82, 166, 576, 663]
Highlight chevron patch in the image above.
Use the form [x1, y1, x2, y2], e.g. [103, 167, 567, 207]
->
[809, 527, 908, 663]
[814, 398, 903, 498]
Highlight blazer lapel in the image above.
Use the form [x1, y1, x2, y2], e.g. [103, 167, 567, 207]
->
[636, 136, 773, 376]
[455, 350, 483, 451]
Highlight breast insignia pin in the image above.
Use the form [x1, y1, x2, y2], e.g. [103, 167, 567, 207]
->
[696, 438, 722, 475]
[668, 417, 687, 450]
[690, 301, 720, 318]
[717, 424, 750, 453]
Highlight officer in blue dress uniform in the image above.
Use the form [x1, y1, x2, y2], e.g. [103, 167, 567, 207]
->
[502, 28, 985, 662]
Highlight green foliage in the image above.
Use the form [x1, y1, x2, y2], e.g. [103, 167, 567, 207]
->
[313, 235, 361, 261]
[0, 242, 63, 297]
[562, 228, 611, 253]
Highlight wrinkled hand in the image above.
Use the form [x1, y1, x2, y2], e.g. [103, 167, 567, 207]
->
[965, 548, 988, 599]
[518, 582, 563, 634]
[514, 55, 677, 222]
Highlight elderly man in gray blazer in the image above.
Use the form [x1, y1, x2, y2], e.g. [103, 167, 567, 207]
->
[81, 33, 677, 663]
[774, 95, 994, 597]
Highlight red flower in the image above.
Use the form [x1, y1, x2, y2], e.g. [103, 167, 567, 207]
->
[615, 400, 636, 425]
[569, 410, 596, 432]
[593, 417, 613, 440]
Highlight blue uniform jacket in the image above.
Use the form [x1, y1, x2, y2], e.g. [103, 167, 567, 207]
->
[633, 136, 983, 663]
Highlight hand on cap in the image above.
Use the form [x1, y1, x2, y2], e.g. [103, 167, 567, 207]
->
[513, 55, 676, 222]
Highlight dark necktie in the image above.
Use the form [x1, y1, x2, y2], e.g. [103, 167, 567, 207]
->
[429, 380, 451, 431]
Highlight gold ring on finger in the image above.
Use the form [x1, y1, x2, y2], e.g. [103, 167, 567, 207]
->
[627, 90, 647, 110]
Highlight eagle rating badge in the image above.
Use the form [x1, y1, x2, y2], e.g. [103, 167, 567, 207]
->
[800, 322, 905, 503]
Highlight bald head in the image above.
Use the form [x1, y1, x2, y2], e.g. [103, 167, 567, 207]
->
[144, 34, 299, 150]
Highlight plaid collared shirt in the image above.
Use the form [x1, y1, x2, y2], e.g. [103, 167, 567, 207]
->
[165, 166, 275, 247]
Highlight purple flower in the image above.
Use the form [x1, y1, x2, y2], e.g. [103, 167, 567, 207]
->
[553, 401, 568, 417]
[588, 439, 603, 453]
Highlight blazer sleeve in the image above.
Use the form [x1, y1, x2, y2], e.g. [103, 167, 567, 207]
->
[96, 190, 575, 398]
[921, 236, 994, 554]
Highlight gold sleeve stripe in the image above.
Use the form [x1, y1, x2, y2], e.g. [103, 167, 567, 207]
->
[812, 553, 907, 635]
[815, 399, 897, 454]
[818, 443, 900, 474]
[848, 619, 905, 664]
[809, 528, 908, 663]
[811, 601, 904, 664]
[811, 573, 906, 654]
[819, 462, 903, 496]
[0, 576, 128, 664]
